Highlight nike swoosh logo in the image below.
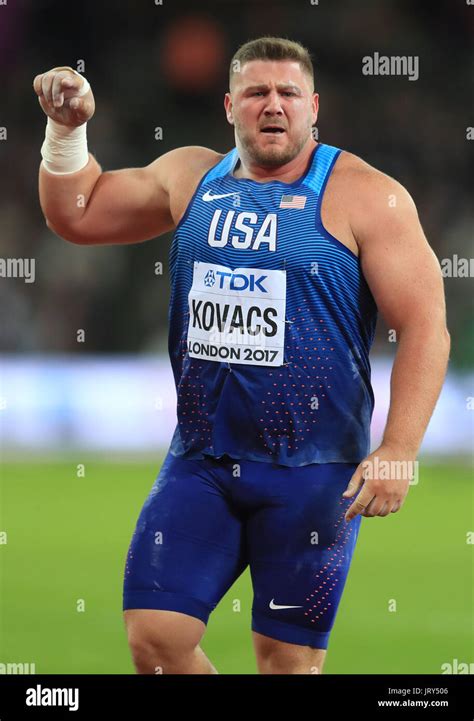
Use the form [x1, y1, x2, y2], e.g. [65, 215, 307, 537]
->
[269, 599, 303, 610]
[202, 190, 240, 202]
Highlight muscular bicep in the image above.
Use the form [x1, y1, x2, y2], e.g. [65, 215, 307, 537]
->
[354, 175, 447, 333]
[71, 158, 174, 245]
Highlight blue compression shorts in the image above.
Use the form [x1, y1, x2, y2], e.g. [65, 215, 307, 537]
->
[123, 451, 363, 650]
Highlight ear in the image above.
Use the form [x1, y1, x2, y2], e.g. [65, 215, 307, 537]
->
[224, 92, 234, 125]
[312, 92, 319, 126]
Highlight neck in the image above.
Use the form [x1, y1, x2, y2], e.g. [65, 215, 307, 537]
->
[233, 138, 318, 183]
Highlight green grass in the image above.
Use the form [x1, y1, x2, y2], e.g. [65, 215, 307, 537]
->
[0, 457, 472, 674]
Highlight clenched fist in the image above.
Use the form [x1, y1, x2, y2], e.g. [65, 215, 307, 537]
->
[33, 66, 95, 127]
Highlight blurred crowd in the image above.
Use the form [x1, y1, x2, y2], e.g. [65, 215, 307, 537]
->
[0, 0, 472, 369]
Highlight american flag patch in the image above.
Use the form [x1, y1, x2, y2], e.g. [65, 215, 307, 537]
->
[279, 194, 307, 209]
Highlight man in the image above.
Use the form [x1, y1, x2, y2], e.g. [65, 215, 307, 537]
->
[34, 37, 450, 674]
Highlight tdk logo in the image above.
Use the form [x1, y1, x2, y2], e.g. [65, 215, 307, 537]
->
[204, 269, 216, 287]
[204, 269, 268, 292]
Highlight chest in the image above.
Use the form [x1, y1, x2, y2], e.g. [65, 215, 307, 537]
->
[171, 175, 359, 260]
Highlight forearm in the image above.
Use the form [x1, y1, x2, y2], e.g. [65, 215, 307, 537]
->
[382, 322, 451, 455]
[36, 66, 99, 236]
[39, 151, 102, 234]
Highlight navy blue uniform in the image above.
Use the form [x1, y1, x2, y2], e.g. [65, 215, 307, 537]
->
[123, 143, 374, 649]
[123, 452, 361, 649]
[168, 142, 377, 465]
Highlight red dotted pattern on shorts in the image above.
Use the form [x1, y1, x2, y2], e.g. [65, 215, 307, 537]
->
[303, 497, 354, 623]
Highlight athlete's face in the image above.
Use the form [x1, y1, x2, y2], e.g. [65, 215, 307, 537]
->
[225, 60, 319, 168]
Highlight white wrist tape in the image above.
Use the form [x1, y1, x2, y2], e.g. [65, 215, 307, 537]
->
[40, 68, 90, 175]
[41, 119, 89, 174]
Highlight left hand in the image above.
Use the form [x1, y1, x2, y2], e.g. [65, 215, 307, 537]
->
[342, 443, 416, 522]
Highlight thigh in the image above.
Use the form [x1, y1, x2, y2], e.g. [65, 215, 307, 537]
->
[123, 450, 247, 625]
[246, 462, 362, 650]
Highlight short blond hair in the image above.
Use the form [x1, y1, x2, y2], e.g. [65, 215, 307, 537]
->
[229, 36, 314, 91]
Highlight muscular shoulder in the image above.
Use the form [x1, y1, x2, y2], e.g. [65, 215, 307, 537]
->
[333, 150, 414, 206]
[332, 150, 419, 246]
[148, 146, 225, 226]
[155, 146, 225, 191]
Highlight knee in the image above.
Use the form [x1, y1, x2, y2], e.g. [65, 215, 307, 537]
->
[127, 631, 170, 674]
[124, 610, 204, 674]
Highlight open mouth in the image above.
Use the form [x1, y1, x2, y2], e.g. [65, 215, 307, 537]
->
[260, 126, 286, 134]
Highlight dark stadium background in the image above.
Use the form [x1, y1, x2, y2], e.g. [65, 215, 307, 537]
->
[0, 0, 472, 363]
[0, 0, 472, 675]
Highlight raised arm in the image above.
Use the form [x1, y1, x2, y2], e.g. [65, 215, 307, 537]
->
[39, 151, 176, 245]
[34, 66, 218, 245]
